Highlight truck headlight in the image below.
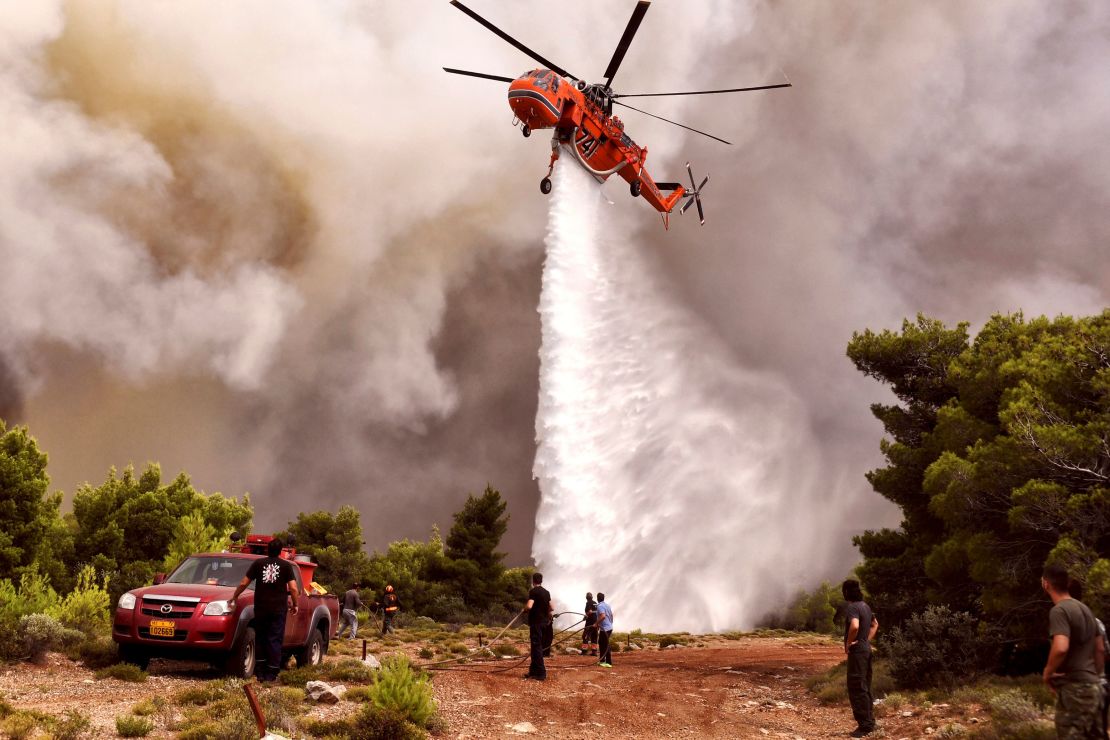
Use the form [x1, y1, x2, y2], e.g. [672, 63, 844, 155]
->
[118, 593, 136, 610]
[203, 600, 234, 616]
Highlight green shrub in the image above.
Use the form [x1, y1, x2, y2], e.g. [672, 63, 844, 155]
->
[345, 686, 374, 702]
[54, 566, 111, 637]
[51, 709, 92, 740]
[278, 664, 326, 688]
[424, 712, 449, 736]
[806, 660, 847, 704]
[116, 714, 154, 737]
[988, 688, 1042, 725]
[658, 635, 687, 648]
[446, 641, 468, 655]
[369, 655, 436, 727]
[174, 680, 236, 706]
[175, 690, 260, 740]
[69, 637, 121, 669]
[131, 697, 165, 716]
[492, 643, 520, 657]
[934, 722, 967, 738]
[300, 705, 425, 740]
[0, 692, 13, 718]
[1, 713, 37, 740]
[322, 658, 375, 683]
[884, 606, 995, 689]
[418, 647, 434, 659]
[18, 613, 66, 663]
[0, 572, 61, 661]
[967, 688, 1055, 740]
[95, 663, 148, 682]
[352, 705, 426, 739]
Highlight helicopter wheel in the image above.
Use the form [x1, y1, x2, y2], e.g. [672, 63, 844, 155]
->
[630, 180, 642, 198]
[522, 125, 531, 138]
[540, 177, 552, 195]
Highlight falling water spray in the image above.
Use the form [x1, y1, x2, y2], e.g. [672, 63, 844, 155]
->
[532, 163, 830, 632]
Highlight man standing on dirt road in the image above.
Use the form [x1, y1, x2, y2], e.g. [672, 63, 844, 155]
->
[339, 583, 365, 640]
[381, 584, 400, 634]
[842, 579, 878, 738]
[229, 538, 299, 683]
[523, 572, 552, 681]
[582, 592, 598, 656]
[595, 592, 614, 668]
[1042, 563, 1105, 739]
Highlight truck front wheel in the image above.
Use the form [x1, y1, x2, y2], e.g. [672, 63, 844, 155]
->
[296, 628, 324, 667]
[225, 626, 256, 678]
[118, 644, 150, 671]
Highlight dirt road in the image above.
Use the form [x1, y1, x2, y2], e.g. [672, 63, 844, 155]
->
[0, 636, 988, 738]
[431, 638, 851, 739]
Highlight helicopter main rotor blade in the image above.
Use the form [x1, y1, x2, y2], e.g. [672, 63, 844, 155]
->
[449, 1, 576, 80]
[613, 82, 792, 98]
[603, 0, 651, 90]
[443, 67, 515, 83]
[613, 100, 731, 145]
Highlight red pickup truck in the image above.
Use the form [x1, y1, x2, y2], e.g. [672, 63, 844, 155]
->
[112, 535, 340, 678]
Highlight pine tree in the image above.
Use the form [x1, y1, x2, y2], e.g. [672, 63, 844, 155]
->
[444, 485, 509, 607]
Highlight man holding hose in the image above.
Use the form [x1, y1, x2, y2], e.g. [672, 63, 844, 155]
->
[522, 572, 552, 681]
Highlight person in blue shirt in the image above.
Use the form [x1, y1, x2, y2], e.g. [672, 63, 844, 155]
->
[595, 592, 614, 668]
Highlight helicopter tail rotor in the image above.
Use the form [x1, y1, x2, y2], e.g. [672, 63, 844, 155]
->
[679, 162, 709, 225]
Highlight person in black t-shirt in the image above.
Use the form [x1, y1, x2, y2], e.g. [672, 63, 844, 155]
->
[581, 593, 598, 655]
[230, 538, 299, 682]
[842, 579, 878, 738]
[522, 572, 552, 680]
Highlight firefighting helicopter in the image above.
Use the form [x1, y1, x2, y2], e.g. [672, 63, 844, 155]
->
[444, 0, 790, 228]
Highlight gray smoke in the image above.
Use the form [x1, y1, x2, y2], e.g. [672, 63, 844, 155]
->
[3, 0, 1109, 616]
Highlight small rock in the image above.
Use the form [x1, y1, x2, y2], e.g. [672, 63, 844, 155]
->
[362, 654, 381, 669]
[925, 728, 935, 735]
[565, 647, 581, 655]
[759, 729, 770, 735]
[82, 679, 94, 684]
[629, 643, 642, 650]
[969, 717, 981, 724]
[507, 722, 537, 733]
[902, 711, 914, 717]
[305, 680, 346, 703]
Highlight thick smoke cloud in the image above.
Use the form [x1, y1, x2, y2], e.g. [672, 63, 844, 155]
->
[2, 0, 1109, 622]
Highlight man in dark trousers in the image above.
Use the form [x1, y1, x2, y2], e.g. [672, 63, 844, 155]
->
[1042, 563, 1105, 739]
[229, 538, 299, 682]
[522, 572, 552, 681]
[381, 584, 400, 634]
[842, 579, 878, 738]
[339, 583, 365, 640]
[595, 592, 614, 668]
[581, 592, 598, 656]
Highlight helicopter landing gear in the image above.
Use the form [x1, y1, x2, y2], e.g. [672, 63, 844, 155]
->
[630, 180, 642, 197]
[522, 124, 531, 138]
[540, 138, 560, 195]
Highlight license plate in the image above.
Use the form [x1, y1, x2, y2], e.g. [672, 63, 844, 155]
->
[149, 619, 175, 637]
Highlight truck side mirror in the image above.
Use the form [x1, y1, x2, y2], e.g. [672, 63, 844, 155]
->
[153, 573, 166, 585]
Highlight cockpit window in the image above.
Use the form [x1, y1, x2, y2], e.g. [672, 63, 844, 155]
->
[533, 71, 553, 91]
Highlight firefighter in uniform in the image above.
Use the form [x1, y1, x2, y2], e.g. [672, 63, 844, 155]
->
[381, 584, 400, 634]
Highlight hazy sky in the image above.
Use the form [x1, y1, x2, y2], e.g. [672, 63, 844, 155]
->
[1, 1, 1108, 603]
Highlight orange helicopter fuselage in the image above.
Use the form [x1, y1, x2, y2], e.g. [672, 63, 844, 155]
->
[507, 69, 686, 215]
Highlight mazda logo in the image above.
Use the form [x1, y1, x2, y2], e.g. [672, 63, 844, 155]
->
[160, 603, 173, 614]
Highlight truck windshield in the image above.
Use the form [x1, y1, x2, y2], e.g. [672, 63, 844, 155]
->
[167, 557, 255, 588]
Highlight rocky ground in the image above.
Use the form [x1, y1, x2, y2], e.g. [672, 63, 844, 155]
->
[0, 633, 995, 738]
